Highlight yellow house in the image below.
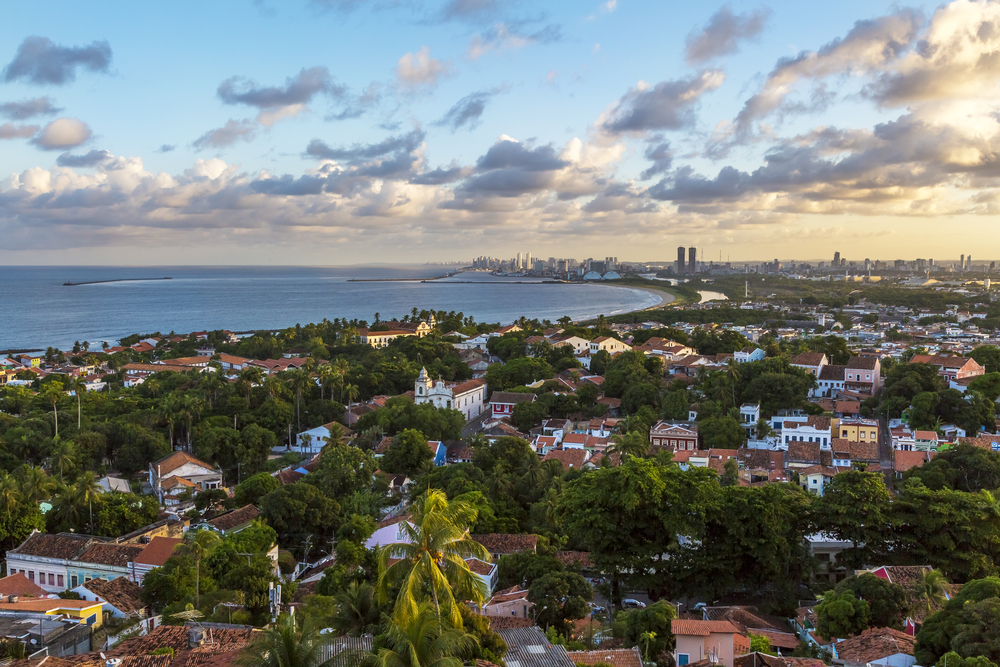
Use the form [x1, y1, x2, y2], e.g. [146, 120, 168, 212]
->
[0, 598, 106, 627]
[837, 418, 880, 444]
[358, 329, 416, 348]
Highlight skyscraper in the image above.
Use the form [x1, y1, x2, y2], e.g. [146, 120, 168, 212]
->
[677, 246, 686, 274]
[833, 251, 841, 267]
[688, 247, 697, 274]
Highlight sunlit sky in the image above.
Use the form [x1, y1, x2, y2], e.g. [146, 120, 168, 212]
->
[2, 0, 999, 265]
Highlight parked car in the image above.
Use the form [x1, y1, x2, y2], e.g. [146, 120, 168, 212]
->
[622, 599, 646, 609]
[588, 602, 606, 613]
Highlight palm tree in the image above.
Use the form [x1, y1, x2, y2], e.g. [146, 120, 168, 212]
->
[178, 530, 222, 608]
[639, 631, 657, 664]
[69, 376, 87, 431]
[19, 466, 55, 503]
[377, 489, 491, 627]
[910, 569, 948, 618]
[41, 381, 64, 438]
[178, 394, 205, 451]
[238, 366, 266, 405]
[343, 384, 360, 427]
[51, 440, 77, 483]
[324, 423, 347, 448]
[318, 364, 335, 401]
[608, 430, 649, 460]
[285, 369, 312, 432]
[75, 472, 102, 530]
[161, 394, 182, 448]
[236, 613, 332, 667]
[0, 472, 22, 513]
[370, 604, 476, 667]
[331, 582, 381, 636]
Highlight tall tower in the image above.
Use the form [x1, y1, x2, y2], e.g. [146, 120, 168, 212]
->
[833, 251, 841, 267]
[688, 247, 697, 274]
[961, 254, 965, 271]
[525, 253, 531, 270]
[677, 246, 686, 274]
[967, 254, 972, 271]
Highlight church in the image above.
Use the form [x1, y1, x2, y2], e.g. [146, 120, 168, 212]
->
[414, 367, 487, 422]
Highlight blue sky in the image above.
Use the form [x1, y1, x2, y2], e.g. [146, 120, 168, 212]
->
[2, 0, 997, 264]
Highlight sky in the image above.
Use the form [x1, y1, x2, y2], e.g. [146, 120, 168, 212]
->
[2, 0, 999, 265]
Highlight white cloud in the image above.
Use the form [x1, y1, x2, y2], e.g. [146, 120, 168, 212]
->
[30, 117, 92, 150]
[395, 47, 453, 88]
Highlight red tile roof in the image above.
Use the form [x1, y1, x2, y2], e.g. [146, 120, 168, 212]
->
[153, 451, 217, 476]
[833, 627, 915, 663]
[471, 533, 538, 555]
[671, 620, 741, 636]
[206, 505, 260, 532]
[79, 543, 145, 567]
[0, 573, 48, 597]
[134, 537, 183, 566]
[566, 649, 642, 667]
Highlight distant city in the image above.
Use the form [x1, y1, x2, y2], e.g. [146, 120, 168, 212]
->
[462, 248, 998, 280]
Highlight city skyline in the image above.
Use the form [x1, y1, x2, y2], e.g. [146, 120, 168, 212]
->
[4, 0, 1000, 264]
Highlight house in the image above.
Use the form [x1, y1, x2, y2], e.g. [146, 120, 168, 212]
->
[365, 512, 414, 549]
[799, 466, 838, 496]
[471, 534, 538, 560]
[149, 451, 224, 505]
[791, 352, 828, 376]
[844, 356, 881, 394]
[701, 606, 800, 653]
[205, 505, 261, 535]
[542, 448, 590, 471]
[672, 619, 750, 667]
[0, 573, 49, 598]
[465, 557, 498, 597]
[909, 354, 984, 381]
[6, 532, 92, 593]
[787, 442, 822, 468]
[649, 421, 699, 451]
[71, 576, 145, 619]
[0, 597, 107, 628]
[893, 450, 935, 478]
[735, 654, 825, 667]
[217, 354, 252, 371]
[567, 649, 643, 667]
[782, 417, 832, 449]
[295, 422, 344, 454]
[427, 440, 448, 467]
[831, 626, 915, 667]
[97, 476, 131, 494]
[489, 391, 537, 420]
[496, 625, 576, 667]
[862, 565, 947, 635]
[837, 419, 880, 445]
[414, 368, 487, 421]
[589, 337, 631, 356]
[357, 329, 416, 348]
[913, 430, 938, 451]
[70, 543, 147, 587]
[482, 585, 533, 618]
[130, 537, 184, 584]
[815, 365, 847, 398]
[734, 347, 766, 363]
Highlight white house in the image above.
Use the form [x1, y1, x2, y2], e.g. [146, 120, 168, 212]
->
[72, 576, 145, 619]
[782, 417, 833, 449]
[296, 422, 344, 454]
[365, 513, 415, 550]
[734, 347, 766, 363]
[414, 368, 487, 421]
[148, 451, 223, 505]
[6, 532, 91, 593]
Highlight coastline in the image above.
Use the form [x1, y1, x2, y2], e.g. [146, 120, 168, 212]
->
[601, 283, 671, 313]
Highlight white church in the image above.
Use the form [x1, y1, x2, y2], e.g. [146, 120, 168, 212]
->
[415, 367, 487, 421]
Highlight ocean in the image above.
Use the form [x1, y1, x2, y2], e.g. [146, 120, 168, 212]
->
[0, 265, 663, 351]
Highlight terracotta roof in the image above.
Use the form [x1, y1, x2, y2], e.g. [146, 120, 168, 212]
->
[486, 585, 530, 606]
[471, 533, 538, 555]
[750, 630, 800, 649]
[874, 565, 932, 590]
[0, 573, 48, 597]
[376, 511, 413, 530]
[450, 378, 487, 395]
[703, 606, 791, 634]
[566, 649, 642, 667]
[487, 616, 536, 630]
[110, 624, 257, 658]
[735, 655, 825, 667]
[11, 532, 92, 560]
[0, 598, 103, 613]
[833, 627, 915, 663]
[819, 364, 846, 380]
[542, 448, 589, 470]
[206, 505, 260, 532]
[671, 619, 741, 636]
[846, 356, 879, 370]
[153, 451, 217, 476]
[893, 450, 935, 472]
[791, 352, 827, 366]
[464, 558, 495, 575]
[79, 543, 145, 567]
[555, 551, 592, 568]
[787, 442, 821, 463]
[134, 537, 184, 566]
[79, 576, 145, 613]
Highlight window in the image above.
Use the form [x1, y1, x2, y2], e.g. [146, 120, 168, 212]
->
[71, 575, 78, 587]
[27, 571, 34, 581]
[678, 655, 690, 666]
[57, 575, 64, 587]
[48, 573, 55, 585]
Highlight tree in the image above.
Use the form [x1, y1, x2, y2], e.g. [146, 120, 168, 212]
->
[328, 582, 382, 636]
[812, 471, 891, 568]
[178, 530, 222, 608]
[528, 571, 592, 635]
[236, 613, 332, 667]
[936, 653, 1000, 667]
[951, 597, 1000, 663]
[749, 634, 773, 655]
[971, 346, 1000, 374]
[377, 490, 491, 627]
[234, 472, 281, 507]
[41, 381, 64, 438]
[75, 472, 102, 530]
[259, 482, 340, 548]
[915, 577, 1000, 666]
[910, 569, 949, 620]
[816, 589, 870, 639]
[834, 574, 907, 630]
[370, 604, 476, 667]
[720, 458, 738, 486]
[905, 444, 1000, 492]
[510, 401, 548, 433]
[698, 415, 745, 449]
[69, 376, 86, 430]
[382, 429, 434, 476]
[613, 601, 676, 660]
[50, 440, 77, 483]
[93, 492, 161, 537]
[661, 389, 689, 420]
[608, 431, 649, 460]
[968, 373, 1000, 403]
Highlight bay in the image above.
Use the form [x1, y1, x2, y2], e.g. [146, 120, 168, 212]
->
[0, 266, 662, 351]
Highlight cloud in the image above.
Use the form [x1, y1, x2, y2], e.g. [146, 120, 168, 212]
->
[56, 149, 113, 167]
[640, 141, 673, 180]
[306, 128, 425, 163]
[0, 123, 40, 139]
[685, 6, 771, 64]
[440, 0, 502, 23]
[396, 47, 453, 88]
[0, 97, 62, 120]
[409, 165, 473, 184]
[217, 66, 344, 126]
[2, 36, 112, 85]
[466, 23, 562, 59]
[192, 119, 258, 150]
[29, 118, 92, 150]
[434, 86, 508, 132]
[157, 144, 176, 153]
[600, 70, 724, 134]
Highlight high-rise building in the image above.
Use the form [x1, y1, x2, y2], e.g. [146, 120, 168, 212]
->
[967, 254, 972, 271]
[833, 251, 841, 267]
[525, 253, 531, 270]
[676, 246, 686, 274]
[688, 247, 697, 274]
[961, 254, 965, 271]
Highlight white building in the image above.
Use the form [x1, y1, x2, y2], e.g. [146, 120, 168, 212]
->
[414, 367, 487, 421]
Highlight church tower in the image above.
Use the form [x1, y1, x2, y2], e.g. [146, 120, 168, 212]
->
[416, 367, 432, 398]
